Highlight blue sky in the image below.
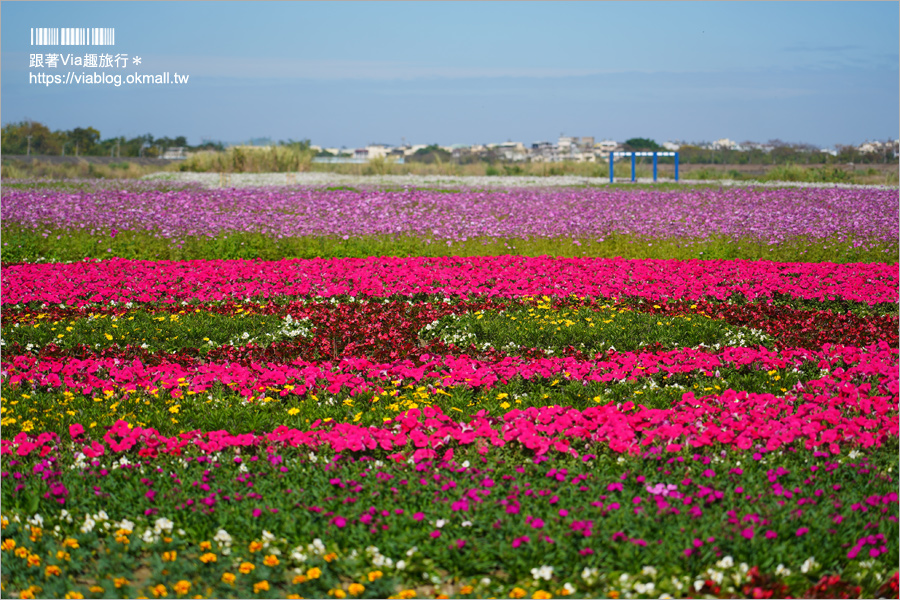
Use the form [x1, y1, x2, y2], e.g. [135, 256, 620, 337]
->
[3, 1, 898, 148]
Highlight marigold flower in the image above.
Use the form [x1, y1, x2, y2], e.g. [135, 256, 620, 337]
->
[254, 581, 270, 593]
[173, 580, 191, 595]
[306, 567, 322, 579]
[57, 550, 71, 561]
[199, 541, 212, 551]
[221, 572, 236, 584]
[509, 588, 527, 599]
[15, 546, 29, 558]
[532, 591, 552, 599]
[249, 541, 263, 553]
[286, 595, 304, 600]
[64, 593, 85, 599]
[113, 577, 129, 588]
[150, 584, 167, 597]
[608, 591, 620, 599]
[239, 562, 256, 574]
[396, 591, 417, 599]
[367, 570, 383, 582]
[63, 538, 79, 548]
[162, 550, 177, 562]
[199, 552, 217, 564]
[19, 589, 36, 600]
[26, 553, 41, 567]
[263, 554, 279, 566]
[323, 552, 338, 562]
[292, 574, 308, 584]
[460, 585, 474, 594]
[349, 583, 365, 596]
[1, 539, 15, 551]
[330, 589, 347, 599]
[45, 565, 62, 577]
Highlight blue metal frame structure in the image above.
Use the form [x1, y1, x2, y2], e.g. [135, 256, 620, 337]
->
[609, 151, 679, 183]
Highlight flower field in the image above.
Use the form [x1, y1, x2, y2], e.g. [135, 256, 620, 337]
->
[1, 181, 897, 263]
[1, 182, 898, 599]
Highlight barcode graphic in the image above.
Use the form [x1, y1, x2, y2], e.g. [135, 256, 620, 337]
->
[30, 27, 115, 46]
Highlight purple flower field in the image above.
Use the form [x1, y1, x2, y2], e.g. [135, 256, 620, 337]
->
[2, 185, 897, 248]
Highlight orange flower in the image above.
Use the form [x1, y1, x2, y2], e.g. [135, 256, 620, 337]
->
[509, 588, 527, 599]
[15, 546, 29, 558]
[460, 585, 474, 594]
[64, 593, 85, 599]
[221, 572, 236, 585]
[63, 538, 80, 549]
[608, 591, 620, 599]
[349, 583, 365, 596]
[45, 565, 62, 577]
[199, 553, 217, 564]
[248, 541, 264, 553]
[286, 595, 304, 599]
[113, 577, 129, 588]
[19, 589, 36, 600]
[253, 581, 270, 593]
[26, 554, 41, 567]
[56, 550, 71, 561]
[239, 562, 256, 574]
[306, 567, 322, 580]
[329, 589, 347, 599]
[396, 591, 417, 600]
[367, 571, 383, 582]
[292, 574, 308, 585]
[263, 554, 279, 567]
[173, 580, 191, 595]
[161, 550, 177, 562]
[323, 552, 338, 562]
[532, 591, 552, 599]
[150, 584, 167, 597]
[199, 541, 212, 551]
[1, 539, 15, 551]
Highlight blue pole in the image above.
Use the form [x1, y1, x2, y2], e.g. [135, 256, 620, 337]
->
[631, 153, 636, 182]
[653, 153, 658, 182]
[609, 152, 614, 183]
[674, 152, 679, 182]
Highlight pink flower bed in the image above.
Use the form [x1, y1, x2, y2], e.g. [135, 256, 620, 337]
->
[2, 256, 897, 306]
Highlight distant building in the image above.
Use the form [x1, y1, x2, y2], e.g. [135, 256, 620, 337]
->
[593, 140, 620, 159]
[160, 147, 187, 160]
[712, 138, 738, 150]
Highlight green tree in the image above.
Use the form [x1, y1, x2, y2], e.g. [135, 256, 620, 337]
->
[623, 138, 662, 151]
[67, 126, 101, 155]
[408, 144, 451, 164]
[1, 120, 65, 155]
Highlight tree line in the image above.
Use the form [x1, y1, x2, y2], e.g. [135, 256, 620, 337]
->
[0, 120, 223, 158]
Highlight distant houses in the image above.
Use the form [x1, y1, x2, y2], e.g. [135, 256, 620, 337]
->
[233, 136, 898, 164]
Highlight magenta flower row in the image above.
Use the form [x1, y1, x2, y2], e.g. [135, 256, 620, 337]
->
[3, 256, 897, 306]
